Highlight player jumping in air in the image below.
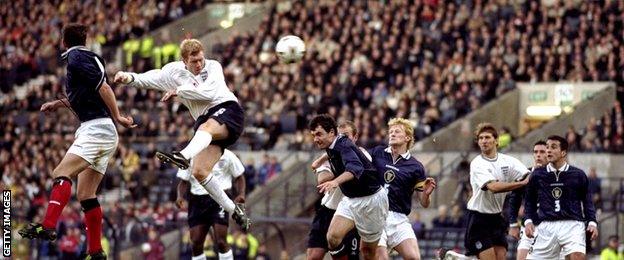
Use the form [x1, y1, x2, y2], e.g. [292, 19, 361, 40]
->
[114, 39, 250, 230]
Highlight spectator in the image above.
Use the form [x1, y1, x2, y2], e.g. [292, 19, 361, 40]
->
[432, 204, 453, 228]
[588, 167, 603, 210]
[411, 212, 426, 239]
[497, 126, 512, 149]
[143, 227, 165, 260]
[600, 235, 624, 260]
[244, 159, 258, 193]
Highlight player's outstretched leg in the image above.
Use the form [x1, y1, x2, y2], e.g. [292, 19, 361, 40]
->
[156, 128, 214, 169]
[193, 145, 251, 231]
[156, 150, 190, 169]
[231, 203, 251, 232]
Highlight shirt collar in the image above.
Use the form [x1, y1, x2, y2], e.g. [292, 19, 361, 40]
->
[384, 146, 411, 160]
[61, 45, 89, 60]
[328, 135, 341, 149]
[547, 163, 569, 172]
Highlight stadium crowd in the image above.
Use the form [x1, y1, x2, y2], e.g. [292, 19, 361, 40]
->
[4, 0, 624, 258]
[0, 0, 213, 92]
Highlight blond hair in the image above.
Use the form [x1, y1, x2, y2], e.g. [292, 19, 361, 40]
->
[180, 39, 204, 60]
[388, 118, 415, 148]
[474, 122, 498, 139]
[337, 120, 358, 137]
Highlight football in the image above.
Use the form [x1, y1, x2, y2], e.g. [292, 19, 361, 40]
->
[275, 35, 305, 64]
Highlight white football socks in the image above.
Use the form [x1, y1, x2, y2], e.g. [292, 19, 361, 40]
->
[180, 130, 213, 160]
[199, 176, 236, 213]
[191, 254, 206, 260]
[218, 250, 234, 260]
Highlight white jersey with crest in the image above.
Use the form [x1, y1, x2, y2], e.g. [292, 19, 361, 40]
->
[176, 149, 245, 195]
[467, 152, 530, 214]
[317, 147, 372, 210]
[128, 59, 238, 120]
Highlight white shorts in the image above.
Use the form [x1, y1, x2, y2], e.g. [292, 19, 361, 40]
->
[378, 211, 417, 249]
[526, 220, 585, 260]
[517, 226, 534, 251]
[335, 188, 388, 243]
[66, 118, 118, 174]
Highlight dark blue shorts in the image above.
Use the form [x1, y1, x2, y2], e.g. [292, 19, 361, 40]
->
[464, 210, 508, 256]
[308, 205, 360, 259]
[188, 193, 229, 228]
[193, 101, 244, 151]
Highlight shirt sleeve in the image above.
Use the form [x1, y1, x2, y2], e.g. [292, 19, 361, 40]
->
[470, 161, 496, 191]
[507, 186, 525, 226]
[315, 161, 332, 174]
[413, 163, 428, 191]
[582, 172, 598, 224]
[336, 139, 364, 179]
[224, 150, 245, 178]
[176, 169, 191, 181]
[69, 54, 106, 91]
[510, 157, 531, 182]
[175, 61, 228, 100]
[524, 173, 539, 224]
[128, 64, 182, 92]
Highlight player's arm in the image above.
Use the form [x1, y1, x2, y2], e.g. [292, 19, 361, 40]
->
[416, 177, 436, 208]
[114, 68, 176, 92]
[40, 98, 70, 112]
[582, 173, 599, 240]
[315, 162, 334, 185]
[233, 175, 246, 203]
[227, 151, 247, 203]
[99, 82, 136, 128]
[175, 169, 192, 209]
[507, 187, 525, 227]
[176, 179, 190, 209]
[485, 176, 529, 193]
[318, 141, 361, 193]
[523, 173, 539, 237]
[311, 154, 329, 170]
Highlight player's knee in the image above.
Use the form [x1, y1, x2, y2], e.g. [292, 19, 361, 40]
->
[76, 187, 96, 201]
[376, 247, 389, 260]
[306, 249, 325, 260]
[191, 168, 210, 180]
[360, 246, 376, 259]
[326, 233, 343, 249]
[401, 252, 420, 260]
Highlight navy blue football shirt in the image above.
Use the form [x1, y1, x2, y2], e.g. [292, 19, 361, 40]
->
[61, 46, 110, 122]
[325, 135, 382, 198]
[524, 163, 597, 225]
[370, 146, 427, 215]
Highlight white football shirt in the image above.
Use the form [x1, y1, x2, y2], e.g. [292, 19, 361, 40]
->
[128, 59, 238, 120]
[176, 149, 245, 195]
[466, 153, 529, 214]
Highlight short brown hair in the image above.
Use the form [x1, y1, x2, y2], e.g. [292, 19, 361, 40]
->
[475, 122, 498, 139]
[338, 120, 358, 137]
[63, 23, 88, 47]
[388, 118, 415, 148]
[180, 39, 204, 59]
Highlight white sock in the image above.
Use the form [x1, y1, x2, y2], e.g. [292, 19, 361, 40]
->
[180, 130, 213, 159]
[218, 250, 233, 260]
[199, 176, 236, 213]
[192, 254, 207, 260]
